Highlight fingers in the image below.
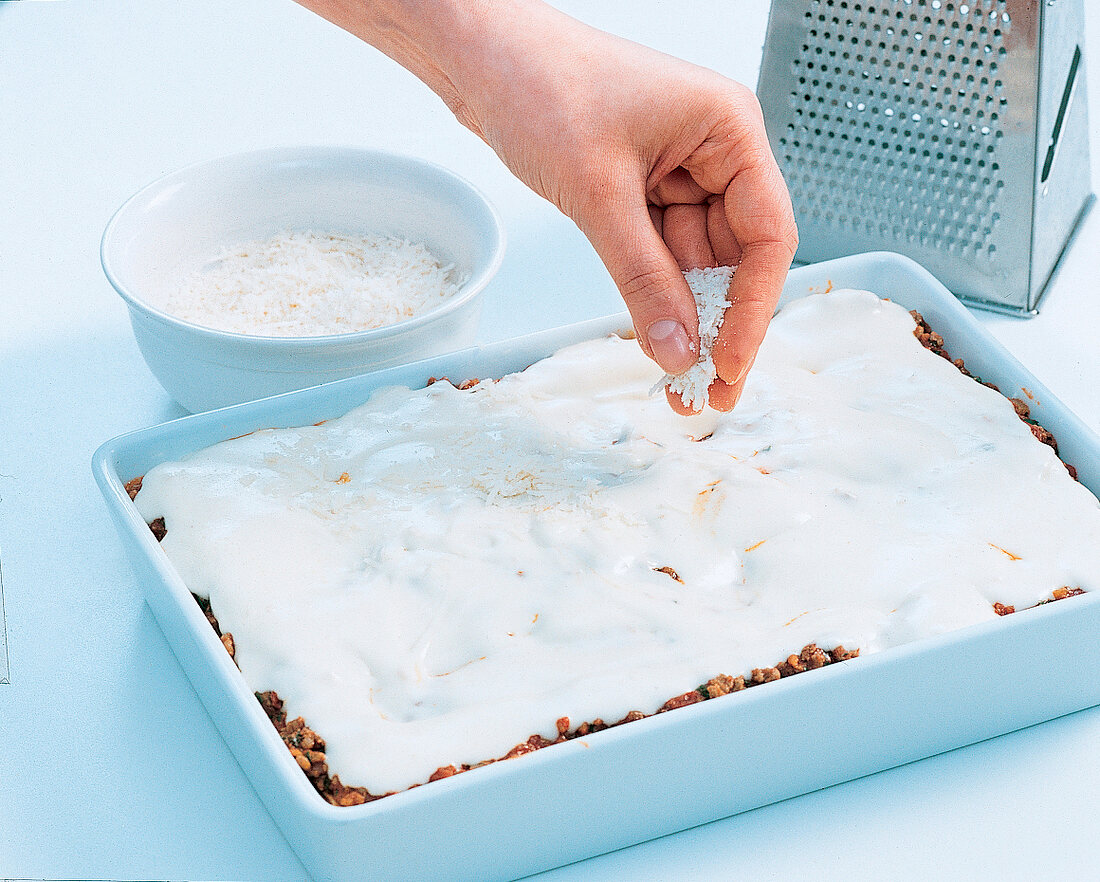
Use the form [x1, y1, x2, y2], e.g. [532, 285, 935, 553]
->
[648, 166, 710, 207]
[664, 386, 699, 416]
[706, 196, 741, 267]
[662, 203, 715, 271]
[713, 154, 798, 387]
[665, 375, 741, 415]
[705, 375, 741, 411]
[647, 203, 664, 239]
[645, 136, 795, 411]
[579, 191, 700, 376]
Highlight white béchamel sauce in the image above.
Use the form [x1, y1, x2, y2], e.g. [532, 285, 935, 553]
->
[135, 289, 1100, 794]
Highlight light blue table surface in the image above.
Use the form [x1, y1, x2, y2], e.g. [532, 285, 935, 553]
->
[2, 2, 1098, 880]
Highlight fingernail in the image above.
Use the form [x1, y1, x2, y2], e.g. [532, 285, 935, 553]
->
[647, 320, 694, 374]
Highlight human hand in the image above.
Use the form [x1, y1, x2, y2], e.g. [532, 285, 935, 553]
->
[296, 0, 798, 412]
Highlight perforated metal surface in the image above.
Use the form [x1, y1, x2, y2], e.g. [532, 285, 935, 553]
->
[782, 0, 1009, 260]
[758, 0, 1093, 313]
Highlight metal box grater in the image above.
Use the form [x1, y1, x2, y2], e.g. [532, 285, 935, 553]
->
[757, 0, 1094, 314]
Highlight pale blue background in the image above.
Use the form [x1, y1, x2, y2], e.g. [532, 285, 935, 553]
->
[1, 1, 1098, 879]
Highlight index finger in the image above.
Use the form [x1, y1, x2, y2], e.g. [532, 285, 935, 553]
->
[712, 152, 798, 393]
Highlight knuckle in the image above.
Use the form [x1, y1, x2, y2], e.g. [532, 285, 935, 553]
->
[618, 264, 678, 311]
[732, 84, 764, 121]
[785, 218, 800, 254]
[711, 79, 760, 118]
[762, 216, 800, 260]
[733, 121, 779, 170]
[729, 283, 780, 310]
[742, 232, 799, 268]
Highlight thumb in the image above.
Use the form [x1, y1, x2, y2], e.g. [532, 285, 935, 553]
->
[579, 195, 699, 375]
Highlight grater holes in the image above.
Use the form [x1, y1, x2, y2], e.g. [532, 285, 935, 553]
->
[781, 0, 1010, 259]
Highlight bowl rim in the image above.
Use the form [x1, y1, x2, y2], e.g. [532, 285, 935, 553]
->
[100, 145, 506, 347]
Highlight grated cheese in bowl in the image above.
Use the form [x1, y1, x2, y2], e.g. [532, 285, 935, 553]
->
[164, 231, 466, 337]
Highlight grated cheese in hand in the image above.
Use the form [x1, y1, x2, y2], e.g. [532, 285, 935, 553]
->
[657, 265, 735, 411]
[164, 231, 464, 336]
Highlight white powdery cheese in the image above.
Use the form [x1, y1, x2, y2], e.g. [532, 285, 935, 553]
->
[163, 231, 463, 336]
[660, 265, 735, 410]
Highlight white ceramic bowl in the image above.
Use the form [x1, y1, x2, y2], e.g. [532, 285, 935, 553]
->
[101, 146, 505, 412]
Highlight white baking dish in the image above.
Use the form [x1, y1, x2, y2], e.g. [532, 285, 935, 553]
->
[92, 252, 1100, 882]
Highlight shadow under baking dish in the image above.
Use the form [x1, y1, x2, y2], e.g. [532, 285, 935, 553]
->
[93, 253, 1100, 882]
